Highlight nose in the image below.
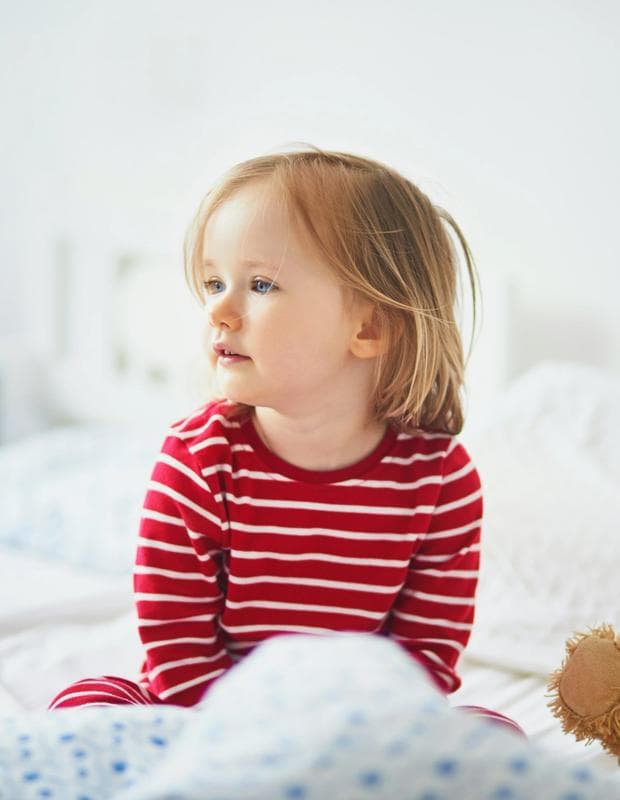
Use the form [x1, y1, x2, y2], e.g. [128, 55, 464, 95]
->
[207, 290, 243, 331]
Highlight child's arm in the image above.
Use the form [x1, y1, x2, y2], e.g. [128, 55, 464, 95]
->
[382, 440, 482, 694]
[133, 430, 234, 706]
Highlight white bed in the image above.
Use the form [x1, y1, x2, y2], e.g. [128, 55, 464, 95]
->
[1, 367, 619, 781]
[1, 255, 619, 794]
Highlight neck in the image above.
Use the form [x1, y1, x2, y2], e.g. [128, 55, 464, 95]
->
[252, 404, 387, 472]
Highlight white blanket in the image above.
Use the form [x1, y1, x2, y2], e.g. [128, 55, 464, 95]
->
[1, 634, 618, 800]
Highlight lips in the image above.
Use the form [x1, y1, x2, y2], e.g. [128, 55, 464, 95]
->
[213, 342, 249, 358]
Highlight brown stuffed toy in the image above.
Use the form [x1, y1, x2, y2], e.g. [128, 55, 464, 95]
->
[547, 624, 620, 763]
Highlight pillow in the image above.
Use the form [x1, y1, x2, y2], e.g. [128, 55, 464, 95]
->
[464, 360, 620, 674]
[0, 423, 162, 574]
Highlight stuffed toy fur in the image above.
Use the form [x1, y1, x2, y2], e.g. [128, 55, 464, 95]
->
[547, 624, 620, 763]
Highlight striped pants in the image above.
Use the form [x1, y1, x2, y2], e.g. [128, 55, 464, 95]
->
[48, 676, 526, 738]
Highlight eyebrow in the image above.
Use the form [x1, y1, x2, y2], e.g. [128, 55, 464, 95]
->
[202, 258, 277, 269]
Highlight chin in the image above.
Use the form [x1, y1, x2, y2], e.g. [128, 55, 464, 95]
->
[215, 381, 257, 408]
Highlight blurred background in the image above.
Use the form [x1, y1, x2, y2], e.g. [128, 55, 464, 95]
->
[1, 0, 619, 443]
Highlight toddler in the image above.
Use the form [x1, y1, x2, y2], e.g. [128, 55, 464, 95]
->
[49, 146, 522, 736]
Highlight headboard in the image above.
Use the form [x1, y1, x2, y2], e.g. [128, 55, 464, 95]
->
[43, 246, 212, 431]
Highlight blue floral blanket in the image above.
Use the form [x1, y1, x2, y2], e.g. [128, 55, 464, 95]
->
[1, 634, 617, 800]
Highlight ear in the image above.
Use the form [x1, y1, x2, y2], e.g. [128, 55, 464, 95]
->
[349, 305, 389, 359]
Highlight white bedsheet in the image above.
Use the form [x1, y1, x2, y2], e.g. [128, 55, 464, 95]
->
[3, 635, 619, 800]
[0, 549, 140, 712]
[1, 546, 617, 781]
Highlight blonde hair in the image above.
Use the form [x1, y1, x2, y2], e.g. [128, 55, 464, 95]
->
[184, 145, 480, 435]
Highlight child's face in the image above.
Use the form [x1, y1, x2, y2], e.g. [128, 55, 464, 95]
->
[201, 181, 369, 414]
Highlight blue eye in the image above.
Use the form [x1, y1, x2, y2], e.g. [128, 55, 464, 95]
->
[202, 279, 224, 295]
[253, 279, 277, 294]
[202, 278, 277, 296]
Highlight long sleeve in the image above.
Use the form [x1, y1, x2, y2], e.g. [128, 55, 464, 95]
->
[382, 439, 482, 693]
[134, 429, 234, 706]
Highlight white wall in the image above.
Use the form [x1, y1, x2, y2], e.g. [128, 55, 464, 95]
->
[1, 0, 618, 437]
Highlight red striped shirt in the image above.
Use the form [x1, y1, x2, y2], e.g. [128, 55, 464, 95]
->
[134, 399, 482, 706]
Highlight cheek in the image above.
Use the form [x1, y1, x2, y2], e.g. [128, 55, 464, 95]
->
[252, 298, 350, 364]
[204, 329, 219, 369]
[280, 300, 341, 338]
[272, 333, 349, 381]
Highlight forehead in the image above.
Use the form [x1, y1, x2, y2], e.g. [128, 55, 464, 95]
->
[200, 182, 327, 279]
[202, 183, 289, 252]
